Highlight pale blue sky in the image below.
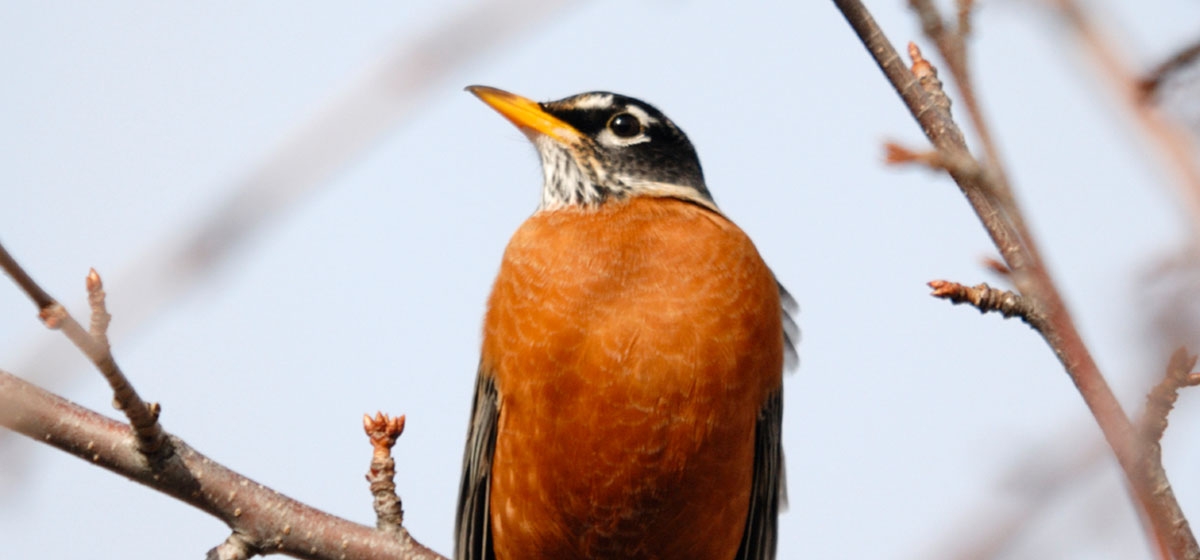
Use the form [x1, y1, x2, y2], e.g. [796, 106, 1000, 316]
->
[2, 1, 1199, 558]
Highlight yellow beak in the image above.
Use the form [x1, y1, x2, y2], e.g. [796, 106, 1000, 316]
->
[466, 85, 582, 144]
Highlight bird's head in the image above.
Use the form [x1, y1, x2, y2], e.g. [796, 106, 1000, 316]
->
[467, 86, 714, 212]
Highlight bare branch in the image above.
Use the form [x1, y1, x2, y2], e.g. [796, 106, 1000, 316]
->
[908, 0, 1009, 192]
[832, 0, 1029, 274]
[0, 243, 169, 463]
[209, 533, 257, 560]
[928, 347, 1200, 560]
[1142, 349, 1200, 446]
[910, 0, 1042, 277]
[1, 239, 451, 558]
[955, 0, 975, 39]
[832, 1, 1199, 557]
[0, 240, 53, 309]
[86, 269, 111, 345]
[981, 256, 1011, 277]
[1134, 349, 1200, 560]
[884, 141, 981, 180]
[364, 412, 408, 534]
[0, 370, 447, 560]
[908, 42, 952, 116]
[908, 0, 950, 54]
[920, 438, 1108, 560]
[884, 142, 941, 168]
[1139, 40, 1200, 100]
[359, 413, 443, 559]
[1046, 0, 1200, 236]
[927, 280, 1040, 325]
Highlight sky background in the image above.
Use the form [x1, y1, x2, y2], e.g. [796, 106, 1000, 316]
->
[2, 1, 1200, 558]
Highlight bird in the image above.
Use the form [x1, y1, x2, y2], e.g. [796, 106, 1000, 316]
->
[456, 85, 797, 560]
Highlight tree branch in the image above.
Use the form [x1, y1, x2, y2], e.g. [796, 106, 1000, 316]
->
[1139, 40, 1200, 100]
[1046, 0, 1200, 236]
[0, 369, 448, 560]
[0, 243, 170, 462]
[1, 0, 582, 466]
[832, 1, 1199, 558]
[0, 237, 449, 559]
[1142, 349, 1200, 454]
[364, 412, 409, 534]
[927, 280, 1040, 326]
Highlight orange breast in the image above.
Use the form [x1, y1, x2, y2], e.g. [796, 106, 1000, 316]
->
[482, 197, 783, 559]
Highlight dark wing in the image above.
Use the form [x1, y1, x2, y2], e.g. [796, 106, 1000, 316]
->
[778, 280, 800, 372]
[735, 389, 785, 560]
[455, 372, 499, 560]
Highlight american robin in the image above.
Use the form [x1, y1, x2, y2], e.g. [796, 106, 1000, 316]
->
[456, 86, 797, 560]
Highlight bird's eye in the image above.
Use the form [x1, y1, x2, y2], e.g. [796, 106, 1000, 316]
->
[607, 113, 642, 138]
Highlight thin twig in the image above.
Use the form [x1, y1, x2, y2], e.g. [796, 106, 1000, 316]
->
[982, 256, 1011, 277]
[208, 533, 257, 560]
[884, 140, 982, 180]
[0, 243, 447, 558]
[1142, 348, 1200, 446]
[908, 0, 1050, 292]
[0, 369, 449, 560]
[920, 437, 1109, 560]
[0, 240, 53, 309]
[1137, 349, 1200, 560]
[907, 0, 1018, 209]
[86, 269, 111, 346]
[927, 280, 1040, 325]
[1139, 40, 1200, 100]
[364, 412, 408, 534]
[930, 346, 1200, 560]
[956, 0, 975, 39]
[0, 242, 169, 463]
[885, 142, 942, 168]
[833, 0, 1028, 272]
[1047, 0, 1200, 237]
[909, 42, 952, 116]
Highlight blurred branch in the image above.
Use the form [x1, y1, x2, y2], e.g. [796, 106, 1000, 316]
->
[6, 0, 580, 425]
[920, 438, 1108, 560]
[178, 0, 580, 277]
[1046, 0, 1200, 235]
[831, 0, 1199, 558]
[885, 138, 982, 183]
[1139, 40, 1200, 100]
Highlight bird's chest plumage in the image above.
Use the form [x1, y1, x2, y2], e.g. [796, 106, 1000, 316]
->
[481, 197, 783, 560]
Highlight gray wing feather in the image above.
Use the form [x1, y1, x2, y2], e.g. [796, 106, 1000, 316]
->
[455, 372, 499, 560]
[735, 389, 785, 560]
[778, 280, 801, 372]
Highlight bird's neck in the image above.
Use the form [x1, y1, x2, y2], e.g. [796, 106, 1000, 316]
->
[536, 138, 622, 211]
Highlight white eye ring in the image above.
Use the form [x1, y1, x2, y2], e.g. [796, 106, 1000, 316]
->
[597, 108, 652, 147]
[607, 113, 642, 138]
